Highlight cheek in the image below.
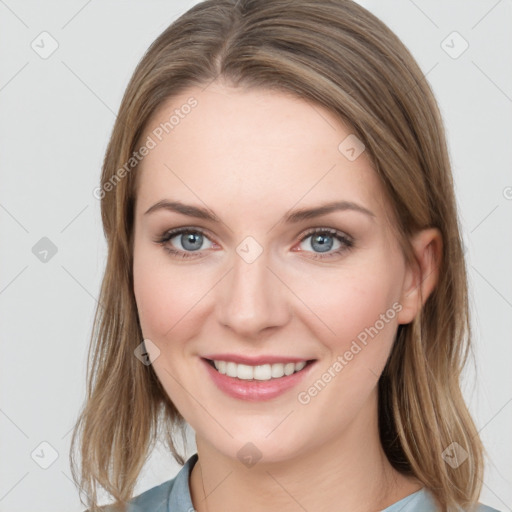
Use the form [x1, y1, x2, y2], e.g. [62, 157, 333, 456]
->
[132, 247, 209, 422]
[294, 255, 402, 358]
[133, 245, 203, 340]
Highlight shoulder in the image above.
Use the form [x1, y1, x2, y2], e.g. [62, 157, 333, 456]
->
[384, 487, 503, 512]
[82, 478, 175, 512]
[83, 453, 198, 512]
[472, 504, 502, 512]
[123, 478, 175, 511]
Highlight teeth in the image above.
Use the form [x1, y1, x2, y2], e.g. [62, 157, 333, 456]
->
[213, 360, 308, 380]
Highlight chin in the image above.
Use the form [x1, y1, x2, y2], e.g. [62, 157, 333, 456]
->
[196, 420, 314, 467]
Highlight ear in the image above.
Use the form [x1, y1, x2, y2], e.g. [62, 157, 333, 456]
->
[396, 227, 443, 325]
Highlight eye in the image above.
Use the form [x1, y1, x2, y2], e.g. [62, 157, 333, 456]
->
[295, 228, 354, 259]
[155, 227, 214, 259]
[155, 226, 354, 260]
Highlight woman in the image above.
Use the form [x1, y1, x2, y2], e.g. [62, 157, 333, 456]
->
[70, 1, 502, 511]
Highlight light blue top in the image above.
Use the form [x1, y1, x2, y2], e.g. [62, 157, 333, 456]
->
[113, 453, 501, 512]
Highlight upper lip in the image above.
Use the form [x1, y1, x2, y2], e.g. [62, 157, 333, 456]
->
[202, 354, 314, 365]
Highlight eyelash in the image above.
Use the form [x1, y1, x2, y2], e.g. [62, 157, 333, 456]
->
[154, 227, 354, 261]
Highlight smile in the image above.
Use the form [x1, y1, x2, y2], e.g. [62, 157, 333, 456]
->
[208, 359, 309, 381]
[202, 357, 316, 401]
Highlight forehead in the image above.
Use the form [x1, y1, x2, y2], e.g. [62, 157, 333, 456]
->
[135, 83, 387, 220]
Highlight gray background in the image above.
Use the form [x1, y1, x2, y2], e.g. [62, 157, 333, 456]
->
[0, 1, 511, 510]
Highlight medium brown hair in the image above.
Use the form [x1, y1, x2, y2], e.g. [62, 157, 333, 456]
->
[70, 1, 486, 510]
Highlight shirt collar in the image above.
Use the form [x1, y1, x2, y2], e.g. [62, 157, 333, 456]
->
[167, 452, 198, 512]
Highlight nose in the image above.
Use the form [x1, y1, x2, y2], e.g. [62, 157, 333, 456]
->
[216, 247, 291, 338]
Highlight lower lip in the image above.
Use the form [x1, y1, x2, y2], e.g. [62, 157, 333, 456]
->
[201, 358, 315, 401]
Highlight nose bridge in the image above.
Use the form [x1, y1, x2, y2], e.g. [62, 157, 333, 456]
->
[216, 241, 289, 336]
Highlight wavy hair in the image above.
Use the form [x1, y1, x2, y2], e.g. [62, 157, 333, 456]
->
[70, 1, 486, 510]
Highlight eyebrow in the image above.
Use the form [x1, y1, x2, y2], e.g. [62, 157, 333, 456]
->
[144, 199, 375, 223]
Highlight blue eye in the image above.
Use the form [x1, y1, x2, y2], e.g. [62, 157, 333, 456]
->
[297, 228, 354, 259]
[156, 228, 213, 258]
[155, 227, 353, 260]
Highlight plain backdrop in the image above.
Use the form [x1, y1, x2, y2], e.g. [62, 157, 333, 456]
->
[0, 1, 511, 511]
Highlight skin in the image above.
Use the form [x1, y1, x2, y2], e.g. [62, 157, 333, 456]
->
[132, 81, 442, 512]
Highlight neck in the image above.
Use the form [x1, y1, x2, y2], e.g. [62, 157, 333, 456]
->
[189, 393, 423, 512]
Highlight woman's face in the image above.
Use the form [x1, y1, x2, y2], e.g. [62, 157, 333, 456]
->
[132, 83, 419, 463]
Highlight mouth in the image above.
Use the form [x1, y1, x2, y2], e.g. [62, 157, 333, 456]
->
[201, 356, 317, 401]
[203, 358, 316, 381]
